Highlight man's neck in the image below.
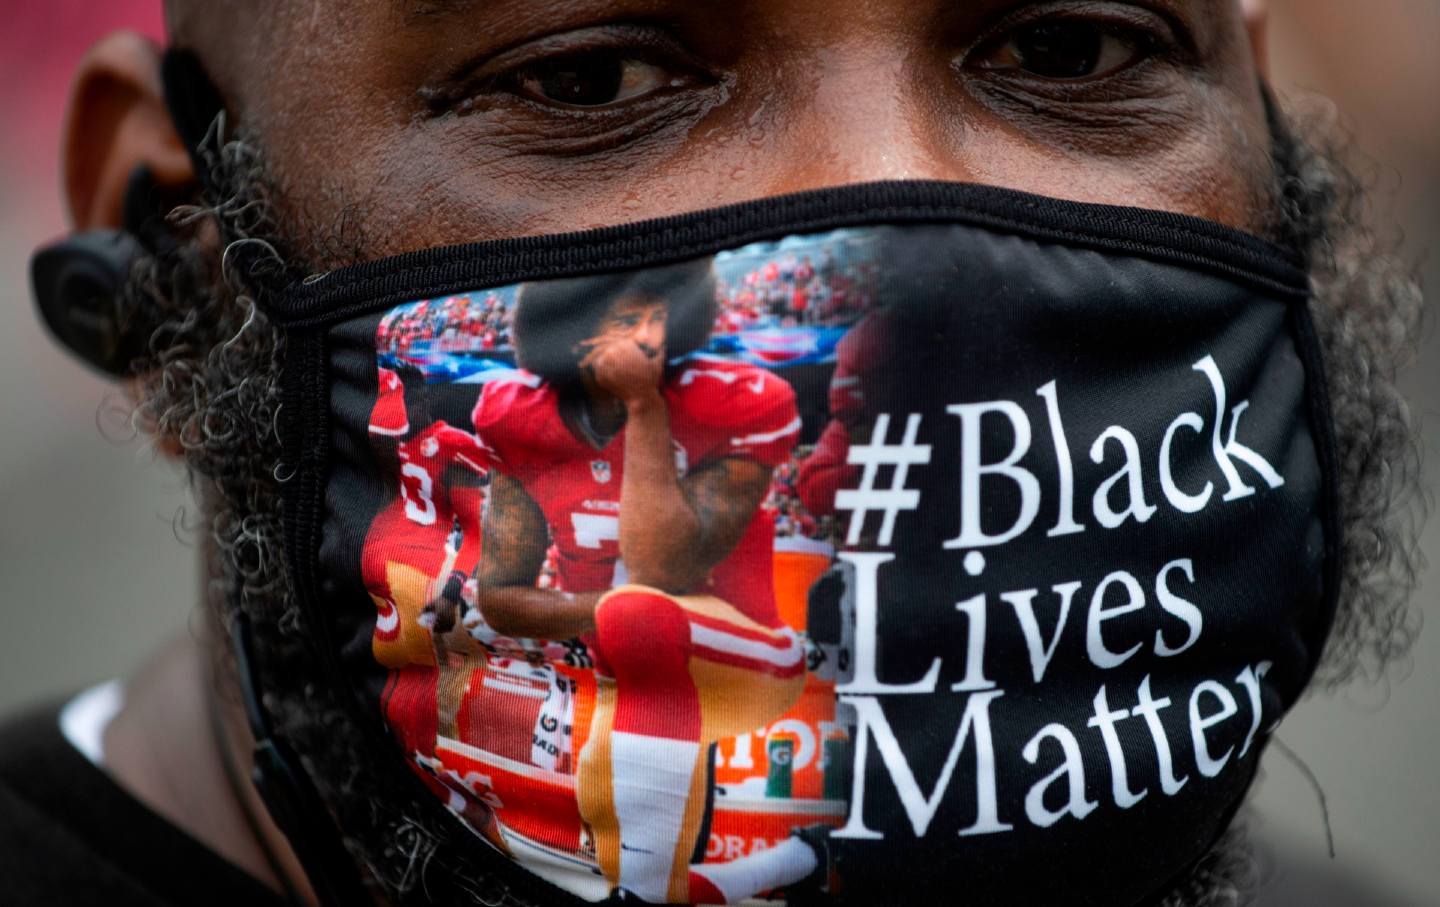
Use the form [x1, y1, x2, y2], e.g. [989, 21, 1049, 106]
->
[103, 629, 318, 905]
[566, 385, 627, 449]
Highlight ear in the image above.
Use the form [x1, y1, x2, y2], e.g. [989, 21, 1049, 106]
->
[63, 31, 195, 231]
[1240, 0, 1270, 81]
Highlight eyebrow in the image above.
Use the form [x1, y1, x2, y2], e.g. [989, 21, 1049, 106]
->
[399, 0, 480, 23]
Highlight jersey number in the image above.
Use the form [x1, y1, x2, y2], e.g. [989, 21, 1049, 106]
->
[401, 463, 437, 526]
[571, 512, 618, 549]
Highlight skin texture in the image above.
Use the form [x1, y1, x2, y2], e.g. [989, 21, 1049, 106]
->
[143, 0, 1278, 253]
[65, 2, 1418, 905]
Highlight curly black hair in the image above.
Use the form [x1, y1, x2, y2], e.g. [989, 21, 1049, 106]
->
[511, 259, 718, 386]
[392, 362, 431, 439]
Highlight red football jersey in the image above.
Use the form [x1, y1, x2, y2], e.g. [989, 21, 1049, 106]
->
[473, 360, 800, 627]
[369, 366, 410, 438]
[396, 421, 493, 528]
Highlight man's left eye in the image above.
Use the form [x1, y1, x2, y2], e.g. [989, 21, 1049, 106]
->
[513, 52, 689, 108]
[972, 20, 1152, 81]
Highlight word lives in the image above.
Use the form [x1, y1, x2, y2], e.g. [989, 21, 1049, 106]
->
[832, 353, 1288, 840]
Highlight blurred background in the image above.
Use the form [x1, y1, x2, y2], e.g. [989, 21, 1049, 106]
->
[0, 2, 1435, 904]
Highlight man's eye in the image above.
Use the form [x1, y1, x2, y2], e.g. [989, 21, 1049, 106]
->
[975, 21, 1151, 81]
[514, 52, 686, 108]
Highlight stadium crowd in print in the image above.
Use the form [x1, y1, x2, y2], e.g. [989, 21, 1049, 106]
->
[767, 448, 843, 543]
[377, 287, 517, 361]
[712, 244, 879, 333]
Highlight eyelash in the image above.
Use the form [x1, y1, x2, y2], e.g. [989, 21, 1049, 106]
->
[429, 26, 715, 118]
[426, 3, 1190, 133]
[960, 2, 1188, 83]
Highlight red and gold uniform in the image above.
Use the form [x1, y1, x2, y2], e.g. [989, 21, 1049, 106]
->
[473, 358, 808, 903]
[363, 419, 491, 669]
[368, 366, 409, 437]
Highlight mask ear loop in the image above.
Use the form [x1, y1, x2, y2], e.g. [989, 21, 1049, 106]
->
[205, 649, 308, 905]
[161, 48, 227, 186]
[231, 610, 374, 907]
[1258, 79, 1325, 273]
[1267, 737, 1336, 858]
[1258, 72, 1346, 869]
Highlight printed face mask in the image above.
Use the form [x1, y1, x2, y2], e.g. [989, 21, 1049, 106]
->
[266, 182, 1338, 907]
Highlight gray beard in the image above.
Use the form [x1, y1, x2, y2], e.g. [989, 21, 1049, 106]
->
[119, 100, 1424, 907]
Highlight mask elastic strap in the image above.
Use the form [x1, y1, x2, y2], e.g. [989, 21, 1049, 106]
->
[160, 47, 227, 190]
[231, 610, 373, 907]
[205, 649, 308, 905]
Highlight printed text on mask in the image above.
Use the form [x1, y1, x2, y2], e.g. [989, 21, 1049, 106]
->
[833, 353, 1285, 839]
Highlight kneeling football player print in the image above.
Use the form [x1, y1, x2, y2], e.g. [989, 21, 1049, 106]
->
[466, 260, 820, 904]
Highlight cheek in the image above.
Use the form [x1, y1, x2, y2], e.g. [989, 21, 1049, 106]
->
[270, 110, 1270, 264]
[946, 51, 1274, 231]
[955, 94, 1274, 233]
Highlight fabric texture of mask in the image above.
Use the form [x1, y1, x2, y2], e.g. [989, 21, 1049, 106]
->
[265, 182, 1338, 907]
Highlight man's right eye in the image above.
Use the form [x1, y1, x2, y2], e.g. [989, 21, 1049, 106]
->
[510, 51, 695, 109]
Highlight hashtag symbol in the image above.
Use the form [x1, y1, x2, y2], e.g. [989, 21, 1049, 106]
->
[835, 414, 931, 546]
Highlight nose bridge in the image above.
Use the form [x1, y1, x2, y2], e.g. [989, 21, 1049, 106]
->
[766, 40, 968, 194]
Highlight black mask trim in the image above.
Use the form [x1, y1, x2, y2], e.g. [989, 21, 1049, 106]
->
[266, 180, 1307, 330]
[1288, 299, 1345, 678]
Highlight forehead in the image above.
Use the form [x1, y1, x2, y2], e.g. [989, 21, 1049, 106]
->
[604, 296, 669, 318]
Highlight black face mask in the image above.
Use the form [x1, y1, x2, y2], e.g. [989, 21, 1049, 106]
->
[256, 181, 1339, 907]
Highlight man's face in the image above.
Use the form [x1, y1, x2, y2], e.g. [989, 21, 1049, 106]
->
[577, 297, 669, 401]
[119, 1, 1425, 903]
[586, 298, 668, 357]
[199, 0, 1274, 263]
